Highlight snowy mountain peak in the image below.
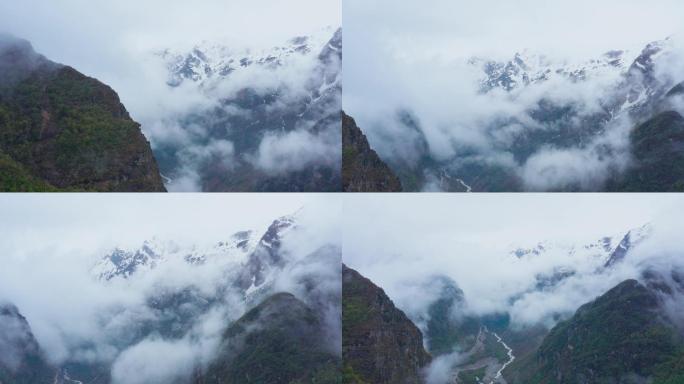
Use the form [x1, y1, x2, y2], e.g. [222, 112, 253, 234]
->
[510, 223, 652, 267]
[259, 213, 297, 249]
[183, 229, 261, 265]
[473, 48, 632, 93]
[603, 223, 653, 268]
[90, 209, 304, 282]
[92, 238, 171, 281]
[91, 229, 262, 281]
[509, 224, 653, 297]
[628, 38, 673, 76]
[159, 27, 338, 87]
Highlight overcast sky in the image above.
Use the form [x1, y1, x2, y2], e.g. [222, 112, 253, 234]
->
[344, 0, 684, 64]
[343, 194, 684, 322]
[0, 0, 340, 71]
[0, 193, 330, 258]
[344, 0, 684, 111]
[344, 0, 684, 115]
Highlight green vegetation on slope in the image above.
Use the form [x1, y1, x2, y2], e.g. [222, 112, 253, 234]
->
[0, 150, 58, 191]
[507, 280, 683, 384]
[0, 38, 166, 192]
[200, 292, 340, 384]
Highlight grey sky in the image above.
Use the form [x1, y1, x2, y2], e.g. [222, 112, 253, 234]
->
[0, 0, 340, 70]
[344, 0, 684, 111]
[344, 0, 684, 65]
[344, 0, 684, 116]
[0, 194, 322, 256]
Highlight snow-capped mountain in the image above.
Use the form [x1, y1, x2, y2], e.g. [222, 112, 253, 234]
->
[91, 213, 297, 283]
[510, 224, 652, 294]
[618, 38, 677, 117]
[150, 27, 342, 192]
[159, 27, 337, 88]
[602, 224, 652, 268]
[511, 223, 651, 265]
[472, 38, 678, 118]
[472, 49, 631, 93]
[92, 239, 172, 281]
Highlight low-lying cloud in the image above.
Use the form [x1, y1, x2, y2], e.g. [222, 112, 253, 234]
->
[0, 194, 341, 383]
[345, 0, 684, 191]
[343, 194, 684, 331]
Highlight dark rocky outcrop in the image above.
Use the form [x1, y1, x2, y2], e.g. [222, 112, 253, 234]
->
[0, 34, 166, 191]
[342, 264, 430, 383]
[342, 112, 402, 192]
[666, 82, 684, 98]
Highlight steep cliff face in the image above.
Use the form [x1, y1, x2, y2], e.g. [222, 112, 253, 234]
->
[342, 112, 402, 192]
[342, 265, 430, 384]
[0, 35, 166, 191]
[198, 292, 341, 384]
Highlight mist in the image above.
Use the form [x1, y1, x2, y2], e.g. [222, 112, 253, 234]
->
[344, 0, 684, 191]
[343, 194, 684, 330]
[0, 194, 341, 383]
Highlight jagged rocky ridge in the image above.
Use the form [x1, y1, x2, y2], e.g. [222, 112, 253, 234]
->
[153, 28, 342, 192]
[342, 112, 402, 192]
[0, 34, 166, 192]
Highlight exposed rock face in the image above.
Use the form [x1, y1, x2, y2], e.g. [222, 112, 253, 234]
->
[342, 264, 430, 384]
[342, 112, 402, 192]
[236, 214, 295, 290]
[0, 34, 166, 191]
[198, 292, 341, 384]
[507, 279, 684, 384]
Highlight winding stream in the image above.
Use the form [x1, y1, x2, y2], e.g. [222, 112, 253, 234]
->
[489, 332, 515, 383]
